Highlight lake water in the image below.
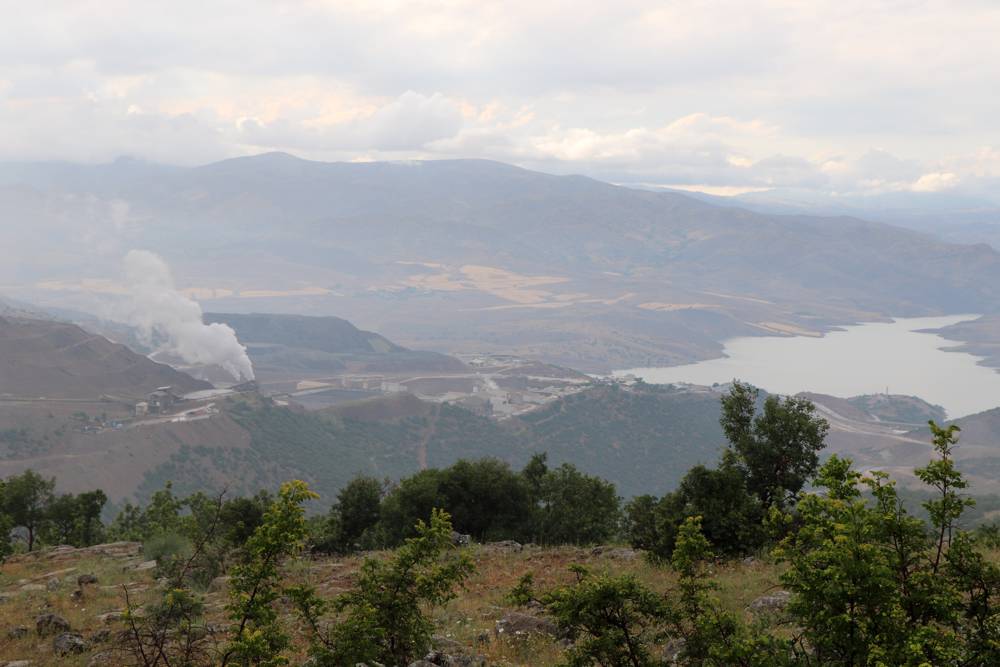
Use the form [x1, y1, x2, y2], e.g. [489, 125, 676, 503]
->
[616, 315, 1000, 419]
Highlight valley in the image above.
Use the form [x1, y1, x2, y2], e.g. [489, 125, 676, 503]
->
[4, 155, 1000, 375]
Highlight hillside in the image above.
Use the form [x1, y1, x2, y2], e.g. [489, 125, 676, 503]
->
[508, 384, 726, 496]
[5, 155, 1000, 372]
[0, 316, 209, 399]
[134, 384, 727, 502]
[204, 312, 466, 381]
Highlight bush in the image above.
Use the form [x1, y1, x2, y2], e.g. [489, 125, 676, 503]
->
[293, 508, 474, 666]
[143, 531, 193, 567]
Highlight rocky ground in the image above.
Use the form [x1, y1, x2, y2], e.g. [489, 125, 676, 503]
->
[0, 540, 789, 666]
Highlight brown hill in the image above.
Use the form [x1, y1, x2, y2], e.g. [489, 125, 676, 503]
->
[0, 315, 210, 399]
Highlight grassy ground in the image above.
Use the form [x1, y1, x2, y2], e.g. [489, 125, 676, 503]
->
[0, 541, 791, 666]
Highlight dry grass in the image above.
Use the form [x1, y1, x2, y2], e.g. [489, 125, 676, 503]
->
[0, 542, 787, 666]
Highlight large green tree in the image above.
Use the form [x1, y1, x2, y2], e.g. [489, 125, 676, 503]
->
[720, 381, 829, 508]
[1, 470, 55, 551]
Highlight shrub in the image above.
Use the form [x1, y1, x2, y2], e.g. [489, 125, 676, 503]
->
[293, 508, 474, 666]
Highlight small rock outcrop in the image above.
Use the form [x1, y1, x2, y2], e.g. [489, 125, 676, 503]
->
[590, 546, 639, 560]
[35, 613, 71, 636]
[97, 611, 125, 624]
[747, 590, 791, 614]
[53, 632, 88, 655]
[494, 611, 559, 640]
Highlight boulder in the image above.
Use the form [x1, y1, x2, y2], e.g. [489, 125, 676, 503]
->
[53, 632, 88, 655]
[483, 540, 522, 553]
[747, 590, 791, 614]
[5, 661, 34, 666]
[6, 625, 29, 640]
[494, 611, 559, 640]
[19, 583, 46, 592]
[590, 546, 639, 560]
[97, 611, 124, 624]
[419, 652, 487, 667]
[90, 628, 112, 643]
[450, 532, 471, 546]
[78, 573, 99, 586]
[35, 613, 71, 636]
[46, 578, 61, 591]
[132, 560, 157, 571]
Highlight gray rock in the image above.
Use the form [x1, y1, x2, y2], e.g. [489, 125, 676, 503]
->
[494, 611, 559, 639]
[35, 613, 71, 636]
[5, 661, 34, 666]
[420, 652, 487, 667]
[97, 611, 124, 624]
[132, 560, 158, 571]
[78, 573, 99, 586]
[90, 628, 112, 643]
[483, 540, 522, 553]
[590, 546, 639, 560]
[6, 625, 29, 639]
[748, 590, 791, 614]
[19, 583, 46, 592]
[53, 632, 88, 655]
[450, 531, 471, 546]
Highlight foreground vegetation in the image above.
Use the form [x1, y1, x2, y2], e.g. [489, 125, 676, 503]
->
[2, 382, 1000, 665]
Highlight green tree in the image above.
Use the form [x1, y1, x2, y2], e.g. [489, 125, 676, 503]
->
[42, 489, 107, 546]
[314, 475, 383, 554]
[377, 468, 447, 546]
[625, 464, 762, 559]
[221, 480, 317, 667]
[110, 481, 184, 542]
[0, 512, 12, 562]
[720, 381, 828, 508]
[668, 516, 787, 666]
[534, 462, 621, 545]
[293, 508, 473, 666]
[540, 565, 669, 667]
[774, 424, 998, 665]
[377, 459, 537, 545]
[1, 469, 55, 550]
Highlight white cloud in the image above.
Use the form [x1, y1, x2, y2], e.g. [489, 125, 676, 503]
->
[912, 172, 960, 193]
[1, 2, 999, 199]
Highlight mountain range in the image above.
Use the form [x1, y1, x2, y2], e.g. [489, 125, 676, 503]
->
[3, 153, 1000, 372]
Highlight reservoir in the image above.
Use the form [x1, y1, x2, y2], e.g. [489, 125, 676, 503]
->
[617, 315, 1000, 419]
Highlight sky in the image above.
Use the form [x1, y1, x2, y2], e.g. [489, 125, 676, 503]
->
[2, 0, 1000, 199]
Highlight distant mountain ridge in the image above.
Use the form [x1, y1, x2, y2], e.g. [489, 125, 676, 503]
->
[204, 312, 466, 381]
[4, 153, 1000, 372]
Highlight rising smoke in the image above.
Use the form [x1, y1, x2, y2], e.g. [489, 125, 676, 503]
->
[119, 250, 254, 382]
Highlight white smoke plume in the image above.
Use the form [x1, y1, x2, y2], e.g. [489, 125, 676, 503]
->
[119, 250, 254, 382]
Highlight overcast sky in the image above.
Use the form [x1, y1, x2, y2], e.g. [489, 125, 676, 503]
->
[2, 0, 1000, 198]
